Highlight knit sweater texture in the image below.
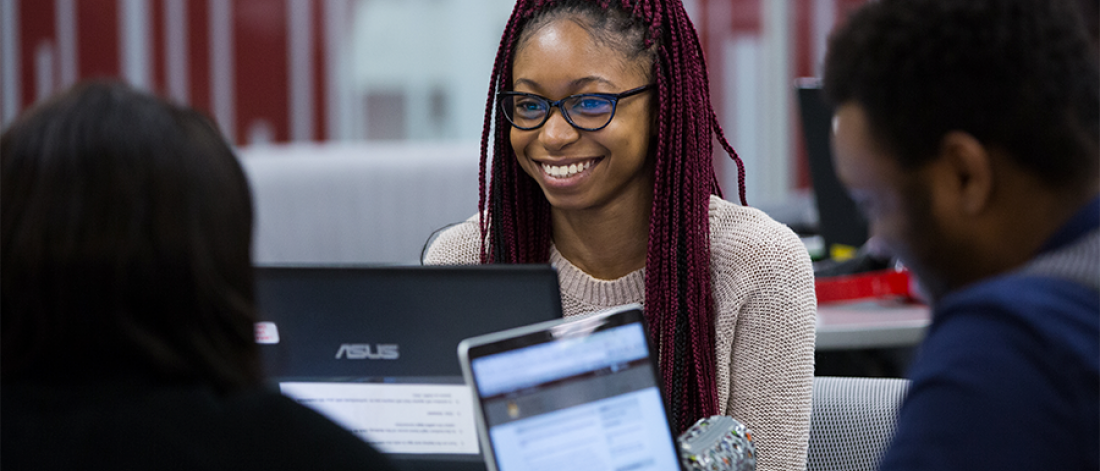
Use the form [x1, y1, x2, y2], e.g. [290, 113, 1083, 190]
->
[423, 195, 817, 471]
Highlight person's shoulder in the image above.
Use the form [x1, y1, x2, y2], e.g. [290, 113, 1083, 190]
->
[423, 213, 482, 265]
[915, 274, 1099, 406]
[707, 195, 802, 242]
[707, 195, 809, 265]
[934, 274, 1099, 357]
[0, 382, 399, 471]
[890, 275, 1099, 471]
[939, 274, 1097, 323]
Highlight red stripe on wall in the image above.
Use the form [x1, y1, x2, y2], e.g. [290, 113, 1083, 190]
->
[151, 0, 166, 97]
[312, 0, 326, 141]
[20, 0, 55, 107]
[188, 0, 210, 116]
[793, 0, 813, 189]
[835, 0, 867, 27]
[77, 0, 119, 79]
[794, 0, 815, 80]
[235, 0, 289, 144]
[730, 0, 762, 34]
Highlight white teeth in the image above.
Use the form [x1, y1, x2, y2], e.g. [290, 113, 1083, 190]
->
[541, 160, 592, 179]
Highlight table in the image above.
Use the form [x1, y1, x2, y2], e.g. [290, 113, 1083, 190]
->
[815, 301, 931, 351]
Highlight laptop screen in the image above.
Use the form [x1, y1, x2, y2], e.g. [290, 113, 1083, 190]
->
[796, 79, 868, 252]
[460, 305, 681, 471]
[254, 264, 563, 470]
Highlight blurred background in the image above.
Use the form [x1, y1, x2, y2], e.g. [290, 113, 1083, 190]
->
[0, 0, 870, 264]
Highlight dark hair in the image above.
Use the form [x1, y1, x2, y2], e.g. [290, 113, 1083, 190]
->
[1, 80, 261, 392]
[823, 0, 1100, 188]
[1076, 0, 1099, 53]
[518, 2, 656, 78]
[479, 0, 744, 431]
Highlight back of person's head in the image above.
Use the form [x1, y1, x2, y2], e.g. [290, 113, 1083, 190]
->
[1075, 0, 1099, 52]
[481, 0, 736, 431]
[1, 80, 261, 393]
[823, 0, 1100, 190]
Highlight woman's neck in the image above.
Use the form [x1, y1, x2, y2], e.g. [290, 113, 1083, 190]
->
[550, 193, 652, 280]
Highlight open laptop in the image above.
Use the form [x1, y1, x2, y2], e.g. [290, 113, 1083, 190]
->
[253, 264, 563, 471]
[458, 304, 682, 471]
[796, 78, 869, 253]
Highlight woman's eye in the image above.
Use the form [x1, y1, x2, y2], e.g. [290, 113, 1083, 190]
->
[514, 99, 546, 117]
[572, 98, 612, 115]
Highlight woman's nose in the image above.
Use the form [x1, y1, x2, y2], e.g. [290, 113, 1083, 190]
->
[538, 108, 580, 150]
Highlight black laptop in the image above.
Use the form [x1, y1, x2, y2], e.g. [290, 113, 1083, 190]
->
[253, 264, 563, 471]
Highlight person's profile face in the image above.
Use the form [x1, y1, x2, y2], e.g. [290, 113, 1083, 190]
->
[831, 103, 951, 301]
[508, 18, 655, 213]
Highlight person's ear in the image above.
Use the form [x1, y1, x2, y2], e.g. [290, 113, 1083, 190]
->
[936, 131, 994, 216]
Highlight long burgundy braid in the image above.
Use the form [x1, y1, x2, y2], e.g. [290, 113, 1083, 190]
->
[478, 0, 747, 432]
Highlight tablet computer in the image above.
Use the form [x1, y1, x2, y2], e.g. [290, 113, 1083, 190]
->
[457, 304, 682, 471]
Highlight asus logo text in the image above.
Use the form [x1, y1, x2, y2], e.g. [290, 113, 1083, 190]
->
[335, 344, 399, 360]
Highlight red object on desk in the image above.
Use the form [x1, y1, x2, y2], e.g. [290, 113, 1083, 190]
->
[815, 268, 917, 304]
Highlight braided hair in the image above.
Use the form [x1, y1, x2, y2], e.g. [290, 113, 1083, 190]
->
[478, 0, 746, 432]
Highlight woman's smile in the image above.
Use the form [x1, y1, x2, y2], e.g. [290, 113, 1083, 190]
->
[537, 157, 602, 185]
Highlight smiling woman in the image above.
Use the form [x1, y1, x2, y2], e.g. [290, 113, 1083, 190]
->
[423, 2, 817, 470]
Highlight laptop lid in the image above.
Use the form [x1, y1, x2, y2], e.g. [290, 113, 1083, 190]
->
[458, 304, 682, 471]
[254, 264, 563, 471]
[796, 79, 869, 253]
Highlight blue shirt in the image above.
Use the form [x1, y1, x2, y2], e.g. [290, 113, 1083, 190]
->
[880, 198, 1100, 471]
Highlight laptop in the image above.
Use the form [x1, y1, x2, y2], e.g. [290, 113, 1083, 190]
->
[796, 79, 869, 253]
[457, 304, 682, 471]
[253, 264, 563, 471]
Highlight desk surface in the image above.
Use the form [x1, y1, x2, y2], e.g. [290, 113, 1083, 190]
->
[815, 301, 931, 351]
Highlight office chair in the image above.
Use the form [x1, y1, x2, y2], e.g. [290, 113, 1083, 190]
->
[806, 376, 911, 471]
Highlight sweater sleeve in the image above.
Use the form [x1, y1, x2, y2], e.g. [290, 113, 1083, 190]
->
[422, 214, 482, 265]
[709, 197, 817, 471]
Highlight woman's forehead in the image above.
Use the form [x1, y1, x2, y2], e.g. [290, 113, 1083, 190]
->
[512, 20, 650, 89]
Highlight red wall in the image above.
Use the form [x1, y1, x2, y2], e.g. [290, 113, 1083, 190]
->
[701, 0, 869, 190]
[5, 0, 329, 145]
[3, 0, 870, 159]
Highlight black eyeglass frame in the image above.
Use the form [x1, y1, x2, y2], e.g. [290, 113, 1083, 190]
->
[498, 84, 655, 132]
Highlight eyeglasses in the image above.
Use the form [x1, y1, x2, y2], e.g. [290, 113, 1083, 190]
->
[498, 84, 655, 131]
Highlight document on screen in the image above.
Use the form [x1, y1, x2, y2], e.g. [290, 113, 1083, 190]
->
[279, 382, 480, 454]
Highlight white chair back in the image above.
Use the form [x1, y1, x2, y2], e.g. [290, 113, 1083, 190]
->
[807, 376, 910, 471]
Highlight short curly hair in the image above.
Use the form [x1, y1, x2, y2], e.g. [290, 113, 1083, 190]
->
[823, 0, 1099, 188]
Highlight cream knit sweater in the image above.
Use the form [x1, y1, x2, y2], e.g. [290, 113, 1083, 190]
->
[423, 195, 817, 471]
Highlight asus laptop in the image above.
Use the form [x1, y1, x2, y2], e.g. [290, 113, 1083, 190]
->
[253, 264, 563, 471]
[457, 304, 683, 471]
